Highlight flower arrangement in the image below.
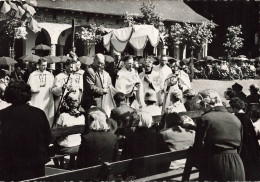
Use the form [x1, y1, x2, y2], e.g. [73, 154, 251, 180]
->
[223, 25, 244, 57]
[14, 26, 28, 39]
[123, 11, 138, 27]
[76, 24, 102, 45]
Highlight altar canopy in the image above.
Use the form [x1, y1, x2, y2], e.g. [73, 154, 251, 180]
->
[103, 25, 160, 53]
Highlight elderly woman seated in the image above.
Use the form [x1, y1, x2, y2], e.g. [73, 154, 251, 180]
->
[121, 111, 170, 179]
[56, 91, 85, 155]
[76, 107, 119, 169]
[160, 112, 195, 169]
[165, 89, 186, 114]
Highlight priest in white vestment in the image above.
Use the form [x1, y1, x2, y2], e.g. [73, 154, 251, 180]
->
[27, 58, 55, 126]
[73, 61, 84, 100]
[153, 55, 172, 106]
[51, 61, 81, 116]
[115, 55, 145, 109]
[139, 57, 161, 104]
[162, 60, 191, 114]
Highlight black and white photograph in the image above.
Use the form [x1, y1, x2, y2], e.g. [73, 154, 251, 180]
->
[0, 0, 260, 181]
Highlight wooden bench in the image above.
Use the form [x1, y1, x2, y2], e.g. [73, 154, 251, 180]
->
[26, 149, 198, 181]
[50, 125, 86, 169]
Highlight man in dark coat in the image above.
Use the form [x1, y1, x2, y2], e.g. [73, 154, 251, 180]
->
[232, 83, 247, 102]
[81, 53, 108, 111]
[0, 81, 52, 181]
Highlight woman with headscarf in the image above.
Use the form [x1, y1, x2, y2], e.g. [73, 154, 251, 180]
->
[229, 97, 259, 180]
[76, 108, 119, 169]
[194, 89, 245, 181]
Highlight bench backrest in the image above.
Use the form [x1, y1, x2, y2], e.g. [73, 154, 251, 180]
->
[26, 149, 189, 181]
[51, 110, 205, 138]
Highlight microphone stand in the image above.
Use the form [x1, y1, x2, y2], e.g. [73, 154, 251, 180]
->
[52, 72, 71, 128]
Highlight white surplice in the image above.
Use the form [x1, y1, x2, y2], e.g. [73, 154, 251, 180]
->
[73, 69, 84, 100]
[51, 72, 81, 114]
[153, 64, 172, 105]
[27, 70, 55, 126]
[139, 68, 161, 93]
[115, 67, 145, 107]
[162, 70, 191, 114]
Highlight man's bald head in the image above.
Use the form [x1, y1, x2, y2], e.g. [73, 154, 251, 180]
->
[95, 53, 105, 64]
[93, 53, 105, 71]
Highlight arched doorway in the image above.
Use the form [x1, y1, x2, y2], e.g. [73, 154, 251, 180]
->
[35, 29, 51, 56]
[64, 34, 84, 57]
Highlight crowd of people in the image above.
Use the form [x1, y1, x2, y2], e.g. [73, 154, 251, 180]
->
[0, 52, 260, 181]
[192, 58, 260, 80]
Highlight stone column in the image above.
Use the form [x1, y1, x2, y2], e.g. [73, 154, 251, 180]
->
[204, 42, 208, 57]
[58, 45, 64, 56]
[50, 44, 56, 56]
[182, 44, 187, 59]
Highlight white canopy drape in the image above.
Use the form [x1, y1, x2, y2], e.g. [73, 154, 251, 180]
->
[103, 25, 160, 53]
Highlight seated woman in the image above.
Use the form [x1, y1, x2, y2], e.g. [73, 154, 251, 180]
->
[76, 108, 119, 169]
[229, 97, 260, 180]
[160, 112, 195, 169]
[121, 111, 170, 179]
[56, 91, 85, 155]
[165, 89, 186, 114]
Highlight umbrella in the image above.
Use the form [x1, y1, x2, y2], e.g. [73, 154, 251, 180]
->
[238, 55, 247, 58]
[22, 4, 36, 16]
[0, 57, 17, 66]
[182, 57, 197, 64]
[105, 55, 114, 63]
[18, 54, 29, 60]
[204, 56, 215, 61]
[44, 56, 61, 64]
[194, 59, 206, 64]
[59, 56, 72, 63]
[20, 54, 41, 63]
[32, 44, 51, 51]
[79, 56, 94, 65]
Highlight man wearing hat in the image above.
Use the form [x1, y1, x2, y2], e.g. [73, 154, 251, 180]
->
[141, 90, 161, 116]
[246, 84, 260, 111]
[52, 60, 81, 116]
[232, 83, 247, 102]
[28, 58, 55, 126]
